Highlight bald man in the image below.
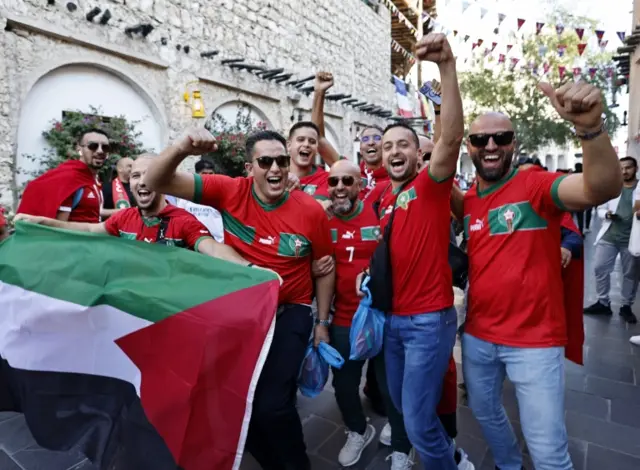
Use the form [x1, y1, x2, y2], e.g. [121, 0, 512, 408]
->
[325, 160, 415, 468]
[15, 156, 251, 265]
[451, 81, 622, 470]
[417, 135, 435, 172]
[103, 156, 135, 218]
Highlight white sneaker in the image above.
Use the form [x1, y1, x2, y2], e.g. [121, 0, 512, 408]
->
[630, 335, 640, 346]
[379, 421, 391, 446]
[457, 447, 475, 469]
[338, 424, 375, 467]
[386, 448, 416, 470]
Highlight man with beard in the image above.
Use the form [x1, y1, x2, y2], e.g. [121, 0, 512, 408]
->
[102, 156, 135, 217]
[14, 155, 249, 265]
[451, 80, 622, 470]
[583, 156, 639, 324]
[363, 33, 464, 470]
[17, 128, 107, 222]
[143, 128, 335, 470]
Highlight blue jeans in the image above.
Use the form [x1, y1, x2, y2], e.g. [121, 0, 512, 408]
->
[384, 307, 458, 470]
[462, 334, 572, 470]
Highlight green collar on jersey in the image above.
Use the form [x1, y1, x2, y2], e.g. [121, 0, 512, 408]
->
[334, 200, 363, 221]
[477, 167, 518, 198]
[142, 216, 161, 227]
[251, 184, 289, 211]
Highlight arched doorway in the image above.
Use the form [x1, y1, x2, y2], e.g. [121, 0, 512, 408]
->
[210, 101, 272, 130]
[16, 64, 164, 187]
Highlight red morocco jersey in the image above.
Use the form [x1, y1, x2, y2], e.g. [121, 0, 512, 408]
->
[104, 204, 212, 249]
[379, 169, 454, 315]
[60, 182, 103, 223]
[463, 168, 567, 347]
[360, 163, 390, 202]
[329, 200, 381, 327]
[194, 174, 334, 305]
[300, 165, 330, 200]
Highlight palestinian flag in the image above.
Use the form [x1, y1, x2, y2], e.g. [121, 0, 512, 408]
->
[0, 223, 279, 470]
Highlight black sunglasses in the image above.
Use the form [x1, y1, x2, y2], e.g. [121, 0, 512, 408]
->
[83, 142, 111, 153]
[361, 135, 382, 143]
[422, 152, 432, 162]
[255, 155, 291, 170]
[328, 175, 356, 187]
[468, 131, 514, 148]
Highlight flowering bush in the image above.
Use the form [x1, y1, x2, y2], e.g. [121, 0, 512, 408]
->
[203, 105, 269, 177]
[20, 106, 148, 182]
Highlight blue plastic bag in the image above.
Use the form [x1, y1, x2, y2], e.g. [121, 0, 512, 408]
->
[298, 342, 345, 398]
[349, 275, 386, 361]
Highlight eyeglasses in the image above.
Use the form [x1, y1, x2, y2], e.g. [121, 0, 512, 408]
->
[468, 132, 514, 148]
[328, 175, 356, 187]
[255, 155, 291, 170]
[82, 142, 111, 153]
[361, 135, 382, 143]
[422, 152, 432, 162]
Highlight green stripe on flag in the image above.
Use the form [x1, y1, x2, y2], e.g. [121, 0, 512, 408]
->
[0, 223, 278, 323]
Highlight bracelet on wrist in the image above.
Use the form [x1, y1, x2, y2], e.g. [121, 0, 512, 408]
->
[573, 122, 605, 141]
[316, 318, 331, 327]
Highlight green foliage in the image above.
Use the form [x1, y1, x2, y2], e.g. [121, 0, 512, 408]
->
[460, 11, 620, 155]
[21, 106, 148, 182]
[203, 105, 268, 177]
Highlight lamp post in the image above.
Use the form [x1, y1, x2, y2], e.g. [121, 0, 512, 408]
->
[183, 81, 206, 119]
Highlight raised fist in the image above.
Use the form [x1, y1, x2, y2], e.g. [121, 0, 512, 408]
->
[314, 72, 334, 93]
[174, 128, 218, 157]
[538, 81, 604, 132]
[415, 33, 454, 65]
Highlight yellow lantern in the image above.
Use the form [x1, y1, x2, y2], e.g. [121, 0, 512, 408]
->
[183, 82, 206, 119]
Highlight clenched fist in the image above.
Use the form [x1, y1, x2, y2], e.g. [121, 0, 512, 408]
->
[315, 72, 334, 93]
[415, 33, 454, 65]
[173, 128, 218, 157]
[538, 81, 604, 133]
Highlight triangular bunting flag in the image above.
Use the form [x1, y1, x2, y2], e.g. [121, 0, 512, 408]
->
[480, 7, 488, 19]
[472, 42, 478, 50]
[477, 38, 484, 47]
[557, 44, 566, 57]
[530, 62, 539, 75]
[498, 54, 506, 64]
[536, 22, 544, 35]
[575, 28, 584, 40]
[511, 57, 520, 66]
[588, 67, 597, 79]
[577, 43, 587, 56]
[491, 41, 498, 51]
[498, 13, 506, 25]
[464, 34, 470, 42]
[507, 44, 513, 53]
[517, 18, 526, 30]
[462, 0, 470, 12]
[484, 48, 491, 57]
[556, 24, 565, 36]
[617, 31, 626, 42]
[453, 30, 458, 36]
[559, 65, 566, 79]
[543, 62, 551, 75]
[595, 30, 605, 40]
[600, 39, 609, 50]
[606, 67, 614, 78]
[573, 67, 582, 81]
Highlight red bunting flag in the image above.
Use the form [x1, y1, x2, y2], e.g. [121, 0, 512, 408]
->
[573, 67, 582, 79]
[491, 42, 498, 51]
[511, 57, 520, 66]
[507, 44, 513, 53]
[588, 67, 597, 79]
[557, 44, 567, 57]
[558, 65, 566, 79]
[536, 22, 544, 35]
[575, 28, 584, 40]
[577, 43, 587, 56]
[453, 30, 458, 36]
[477, 38, 484, 47]
[498, 54, 506, 64]
[617, 31, 626, 42]
[517, 18, 525, 30]
[606, 67, 614, 78]
[472, 42, 478, 50]
[595, 30, 605, 41]
[543, 62, 551, 75]
[556, 24, 565, 36]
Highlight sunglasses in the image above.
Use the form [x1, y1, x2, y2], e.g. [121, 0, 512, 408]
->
[468, 131, 514, 148]
[255, 155, 291, 170]
[328, 176, 356, 187]
[83, 142, 111, 153]
[361, 135, 382, 143]
[422, 152, 432, 162]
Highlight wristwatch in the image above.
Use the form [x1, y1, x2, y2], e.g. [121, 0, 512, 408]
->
[316, 318, 331, 327]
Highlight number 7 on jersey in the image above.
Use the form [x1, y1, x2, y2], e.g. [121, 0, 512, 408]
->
[346, 246, 355, 262]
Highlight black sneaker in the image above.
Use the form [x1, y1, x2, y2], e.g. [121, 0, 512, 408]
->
[584, 302, 612, 316]
[620, 305, 638, 324]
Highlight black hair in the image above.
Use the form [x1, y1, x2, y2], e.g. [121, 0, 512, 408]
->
[361, 125, 384, 134]
[77, 128, 109, 144]
[382, 122, 419, 148]
[516, 156, 542, 168]
[245, 130, 287, 162]
[288, 121, 320, 139]
[621, 156, 638, 168]
[195, 159, 215, 174]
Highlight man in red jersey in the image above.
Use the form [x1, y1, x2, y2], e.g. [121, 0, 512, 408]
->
[360, 33, 464, 470]
[143, 128, 335, 470]
[287, 118, 331, 200]
[326, 160, 414, 469]
[14, 156, 251, 266]
[452, 80, 621, 470]
[18, 128, 107, 223]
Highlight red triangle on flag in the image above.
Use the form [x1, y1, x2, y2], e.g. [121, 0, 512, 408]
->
[477, 38, 484, 47]
[575, 28, 584, 40]
[507, 44, 513, 52]
[577, 43, 587, 56]
[595, 30, 605, 40]
[472, 42, 478, 50]
[536, 22, 544, 35]
[558, 65, 566, 79]
[517, 18, 526, 30]
[491, 42, 497, 51]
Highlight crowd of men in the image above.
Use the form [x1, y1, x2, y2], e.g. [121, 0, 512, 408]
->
[11, 33, 629, 470]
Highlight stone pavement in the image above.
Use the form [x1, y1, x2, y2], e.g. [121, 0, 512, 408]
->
[2, 214, 640, 469]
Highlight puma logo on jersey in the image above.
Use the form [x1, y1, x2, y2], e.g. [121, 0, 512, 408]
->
[200, 230, 209, 234]
[469, 219, 484, 232]
[144, 237, 153, 243]
[87, 192, 95, 199]
[342, 231, 355, 239]
[259, 235, 276, 245]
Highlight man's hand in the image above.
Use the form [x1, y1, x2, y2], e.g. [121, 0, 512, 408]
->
[538, 81, 604, 133]
[561, 247, 572, 268]
[312, 255, 334, 277]
[313, 324, 330, 347]
[415, 33, 454, 65]
[251, 265, 283, 286]
[356, 271, 365, 297]
[173, 128, 218, 157]
[314, 72, 334, 93]
[287, 173, 301, 192]
[605, 211, 618, 220]
[13, 214, 44, 225]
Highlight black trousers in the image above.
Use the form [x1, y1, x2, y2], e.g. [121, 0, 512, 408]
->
[245, 304, 313, 470]
[575, 208, 592, 234]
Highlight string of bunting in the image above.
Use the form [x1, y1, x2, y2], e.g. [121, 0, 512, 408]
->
[381, 0, 419, 38]
[391, 38, 416, 63]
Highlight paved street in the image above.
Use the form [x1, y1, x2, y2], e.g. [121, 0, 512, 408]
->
[2, 214, 640, 469]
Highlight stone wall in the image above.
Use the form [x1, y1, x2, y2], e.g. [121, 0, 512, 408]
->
[0, 0, 398, 208]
